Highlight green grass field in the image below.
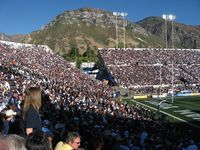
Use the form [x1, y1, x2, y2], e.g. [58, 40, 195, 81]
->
[125, 96, 200, 129]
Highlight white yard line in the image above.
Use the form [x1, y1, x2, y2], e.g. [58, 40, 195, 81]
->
[131, 99, 200, 129]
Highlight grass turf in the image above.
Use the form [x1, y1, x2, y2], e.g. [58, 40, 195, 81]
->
[124, 96, 200, 127]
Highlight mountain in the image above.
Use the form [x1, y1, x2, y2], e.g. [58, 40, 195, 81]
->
[137, 16, 200, 48]
[1, 8, 200, 57]
[21, 8, 164, 56]
[0, 33, 26, 43]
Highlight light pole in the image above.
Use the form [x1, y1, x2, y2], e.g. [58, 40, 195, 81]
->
[90, 47, 92, 68]
[168, 15, 176, 49]
[162, 15, 168, 49]
[121, 12, 128, 50]
[162, 14, 176, 103]
[113, 12, 120, 49]
[162, 14, 176, 49]
[159, 62, 162, 99]
[169, 15, 176, 103]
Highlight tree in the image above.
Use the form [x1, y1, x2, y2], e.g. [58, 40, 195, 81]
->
[83, 45, 96, 62]
[68, 47, 79, 61]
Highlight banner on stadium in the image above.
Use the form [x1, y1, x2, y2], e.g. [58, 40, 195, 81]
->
[133, 95, 148, 99]
[152, 93, 167, 98]
[189, 93, 200, 96]
[177, 93, 190, 96]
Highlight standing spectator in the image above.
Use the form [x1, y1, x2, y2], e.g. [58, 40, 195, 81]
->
[55, 131, 81, 150]
[22, 87, 42, 135]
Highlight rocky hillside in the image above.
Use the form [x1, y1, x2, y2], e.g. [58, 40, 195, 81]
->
[1, 8, 199, 57]
[22, 8, 164, 56]
[137, 16, 200, 48]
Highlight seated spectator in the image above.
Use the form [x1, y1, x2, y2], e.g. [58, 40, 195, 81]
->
[0, 135, 9, 150]
[26, 130, 51, 150]
[55, 131, 81, 150]
[0, 134, 26, 150]
[186, 140, 198, 150]
[88, 135, 104, 150]
[3, 109, 17, 135]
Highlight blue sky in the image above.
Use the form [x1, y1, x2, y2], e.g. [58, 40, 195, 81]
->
[1, 0, 200, 35]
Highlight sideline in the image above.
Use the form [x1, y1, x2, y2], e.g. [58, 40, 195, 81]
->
[131, 99, 200, 129]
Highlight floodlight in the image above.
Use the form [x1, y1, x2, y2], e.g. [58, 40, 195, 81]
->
[113, 12, 117, 16]
[162, 14, 167, 19]
[169, 15, 173, 20]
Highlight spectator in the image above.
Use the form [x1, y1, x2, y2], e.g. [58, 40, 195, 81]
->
[186, 140, 198, 150]
[0, 135, 9, 150]
[0, 134, 26, 150]
[26, 130, 51, 150]
[22, 87, 42, 135]
[0, 114, 3, 134]
[3, 109, 17, 135]
[55, 131, 81, 150]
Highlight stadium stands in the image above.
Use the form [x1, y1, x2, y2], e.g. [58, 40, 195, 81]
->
[0, 41, 199, 149]
[98, 48, 200, 96]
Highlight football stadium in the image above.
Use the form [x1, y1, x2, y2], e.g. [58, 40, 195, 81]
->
[0, 2, 200, 150]
[98, 48, 200, 124]
[1, 42, 200, 149]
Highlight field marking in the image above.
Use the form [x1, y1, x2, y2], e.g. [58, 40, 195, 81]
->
[131, 99, 200, 129]
[146, 100, 179, 109]
[146, 99, 200, 121]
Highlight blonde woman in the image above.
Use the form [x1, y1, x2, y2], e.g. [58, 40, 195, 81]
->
[23, 87, 42, 135]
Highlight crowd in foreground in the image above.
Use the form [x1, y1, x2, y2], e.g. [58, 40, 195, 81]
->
[0, 41, 199, 150]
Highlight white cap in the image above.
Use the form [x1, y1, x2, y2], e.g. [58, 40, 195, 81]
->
[5, 109, 17, 117]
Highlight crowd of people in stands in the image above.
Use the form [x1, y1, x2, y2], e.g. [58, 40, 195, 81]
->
[99, 48, 200, 95]
[0, 41, 199, 150]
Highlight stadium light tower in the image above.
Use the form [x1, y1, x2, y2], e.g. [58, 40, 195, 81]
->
[162, 14, 176, 103]
[121, 12, 128, 50]
[113, 12, 121, 49]
[159, 62, 162, 99]
[169, 15, 176, 49]
[162, 14, 168, 49]
[169, 14, 176, 104]
[162, 14, 176, 49]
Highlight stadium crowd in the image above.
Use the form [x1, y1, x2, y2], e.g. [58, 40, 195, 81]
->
[99, 48, 200, 95]
[0, 41, 199, 150]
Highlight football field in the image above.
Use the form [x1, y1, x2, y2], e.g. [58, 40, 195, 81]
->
[126, 96, 200, 129]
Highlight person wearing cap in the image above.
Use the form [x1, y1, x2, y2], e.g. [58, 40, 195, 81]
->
[55, 131, 81, 150]
[22, 87, 42, 135]
[8, 90, 19, 110]
[42, 119, 54, 144]
[3, 109, 17, 135]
